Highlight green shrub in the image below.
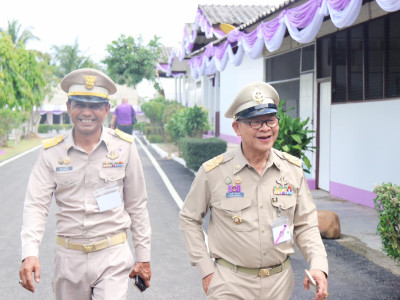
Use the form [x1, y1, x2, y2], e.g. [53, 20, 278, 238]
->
[274, 100, 315, 173]
[180, 137, 227, 171]
[38, 124, 73, 133]
[133, 121, 150, 132]
[141, 96, 168, 124]
[147, 135, 164, 143]
[373, 182, 400, 263]
[165, 109, 187, 144]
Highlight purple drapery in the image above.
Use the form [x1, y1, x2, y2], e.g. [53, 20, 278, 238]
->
[180, 0, 400, 79]
[286, 0, 320, 29]
[328, 0, 351, 10]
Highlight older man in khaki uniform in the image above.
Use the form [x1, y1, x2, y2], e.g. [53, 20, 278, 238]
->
[180, 82, 328, 300]
[19, 68, 151, 299]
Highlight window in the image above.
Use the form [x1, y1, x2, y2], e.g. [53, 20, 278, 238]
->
[266, 49, 300, 81]
[366, 18, 384, 99]
[301, 45, 315, 72]
[317, 11, 400, 102]
[332, 31, 347, 102]
[271, 80, 300, 118]
[386, 13, 400, 98]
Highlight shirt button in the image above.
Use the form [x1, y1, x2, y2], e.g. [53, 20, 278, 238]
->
[263, 252, 267, 256]
[262, 229, 265, 233]
[260, 205, 263, 209]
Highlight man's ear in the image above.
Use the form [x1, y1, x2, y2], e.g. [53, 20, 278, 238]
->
[232, 121, 241, 137]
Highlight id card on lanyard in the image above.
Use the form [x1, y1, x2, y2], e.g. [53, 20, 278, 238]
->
[272, 216, 291, 245]
[94, 185, 123, 212]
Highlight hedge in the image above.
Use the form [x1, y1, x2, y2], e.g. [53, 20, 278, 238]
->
[180, 137, 227, 171]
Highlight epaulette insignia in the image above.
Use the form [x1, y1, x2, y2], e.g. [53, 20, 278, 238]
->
[115, 129, 133, 143]
[282, 152, 302, 168]
[42, 135, 63, 149]
[203, 155, 224, 173]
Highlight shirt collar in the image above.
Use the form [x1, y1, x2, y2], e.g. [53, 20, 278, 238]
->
[65, 126, 110, 152]
[232, 144, 282, 174]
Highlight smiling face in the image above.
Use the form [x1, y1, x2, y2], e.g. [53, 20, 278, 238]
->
[232, 114, 279, 157]
[67, 100, 110, 137]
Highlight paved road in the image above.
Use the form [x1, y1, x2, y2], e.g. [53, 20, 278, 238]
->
[0, 138, 399, 299]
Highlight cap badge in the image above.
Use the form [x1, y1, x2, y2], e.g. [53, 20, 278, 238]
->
[84, 75, 96, 89]
[252, 89, 264, 104]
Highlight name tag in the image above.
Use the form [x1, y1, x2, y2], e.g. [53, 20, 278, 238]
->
[94, 186, 122, 212]
[56, 166, 73, 172]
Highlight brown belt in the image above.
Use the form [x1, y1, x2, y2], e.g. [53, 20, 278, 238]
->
[216, 257, 290, 277]
[56, 232, 127, 253]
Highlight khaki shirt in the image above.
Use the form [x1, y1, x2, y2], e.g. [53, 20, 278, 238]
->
[179, 146, 328, 278]
[21, 127, 151, 261]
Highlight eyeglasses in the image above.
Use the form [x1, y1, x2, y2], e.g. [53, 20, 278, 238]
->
[239, 116, 280, 129]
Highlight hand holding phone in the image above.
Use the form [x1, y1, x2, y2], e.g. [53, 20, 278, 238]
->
[305, 269, 319, 293]
[133, 275, 147, 292]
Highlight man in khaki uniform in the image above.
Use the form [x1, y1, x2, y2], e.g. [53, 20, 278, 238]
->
[180, 82, 328, 300]
[19, 68, 151, 299]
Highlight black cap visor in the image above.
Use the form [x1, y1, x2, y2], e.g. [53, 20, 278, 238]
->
[68, 95, 109, 103]
[235, 103, 277, 120]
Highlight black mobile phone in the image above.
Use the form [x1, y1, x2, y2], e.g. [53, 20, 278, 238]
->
[133, 275, 147, 292]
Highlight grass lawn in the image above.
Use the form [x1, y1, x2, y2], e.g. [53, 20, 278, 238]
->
[0, 137, 42, 162]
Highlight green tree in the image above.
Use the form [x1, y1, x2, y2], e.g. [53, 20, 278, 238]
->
[0, 33, 20, 109]
[1, 19, 39, 47]
[52, 39, 101, 78]
[103, 34, 162, 88]
[0, 33, 49, 142]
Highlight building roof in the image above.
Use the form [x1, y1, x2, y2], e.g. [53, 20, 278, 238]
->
[198, 4, 272, 26]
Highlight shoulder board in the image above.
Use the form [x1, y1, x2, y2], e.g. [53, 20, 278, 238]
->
[282, 152, 302, 168]
[202, 151, 234, 173]
[42, 135, 63, 149]
[115, 129, 133, 143]
[203, 154, 224, 173]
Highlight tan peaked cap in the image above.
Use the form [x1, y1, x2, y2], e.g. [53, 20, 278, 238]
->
[224, 81, 280, 119]
[61, 68, 117, 102]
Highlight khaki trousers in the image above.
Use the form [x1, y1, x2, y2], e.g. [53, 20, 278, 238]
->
[206, 262, 294, 300]
[52, 241, 134, 300]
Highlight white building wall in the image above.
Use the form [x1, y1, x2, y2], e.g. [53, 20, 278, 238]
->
[219, 56, 265, 139]
[330, 99, 400, 191]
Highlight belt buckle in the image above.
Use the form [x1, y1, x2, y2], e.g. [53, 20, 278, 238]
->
[258, 267, 272, 277]
[83, 243, 96, 252]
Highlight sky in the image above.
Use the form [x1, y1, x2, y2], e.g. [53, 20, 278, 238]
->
[0, 0, 284, 63]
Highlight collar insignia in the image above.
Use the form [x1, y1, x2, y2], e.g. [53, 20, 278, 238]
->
[106, 150, 119, 160]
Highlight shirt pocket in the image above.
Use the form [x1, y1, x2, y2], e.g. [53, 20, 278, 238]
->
[271, 196, 296, 219]
[219, 197, 253, 232]
[99, 169, 126, 184]
[54, 172, 79, 186]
